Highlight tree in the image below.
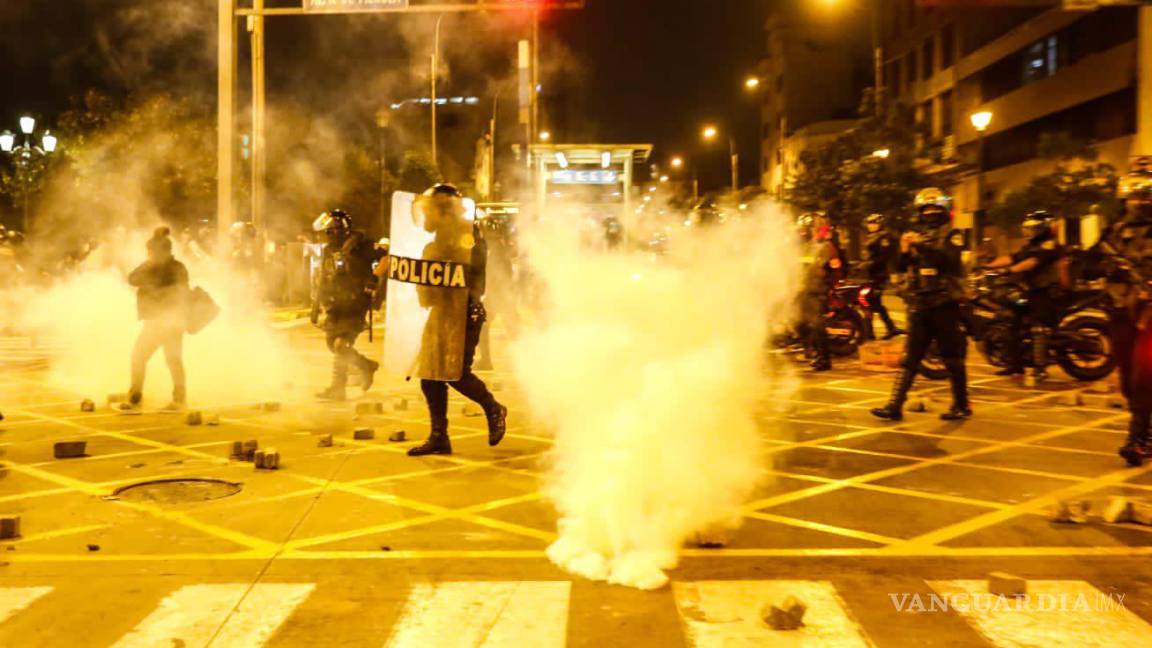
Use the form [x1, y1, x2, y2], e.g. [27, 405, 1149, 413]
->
[786, 93, 927, 235]
[397, 151, 443, 193]
[987, 133, 1119, 236]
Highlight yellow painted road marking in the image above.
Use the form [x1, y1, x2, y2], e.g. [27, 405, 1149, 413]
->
[673, 580, 870, 648]
[385, 581, 570, 648]
[928, 580, 1152, 648]
[0, 587, 53, 624]
[112, 583, 314, 648]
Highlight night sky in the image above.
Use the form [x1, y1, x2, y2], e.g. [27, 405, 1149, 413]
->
[0, 0, 773, 191]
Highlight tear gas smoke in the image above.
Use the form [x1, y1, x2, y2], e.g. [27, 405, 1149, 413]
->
[512, 203, 802, 590]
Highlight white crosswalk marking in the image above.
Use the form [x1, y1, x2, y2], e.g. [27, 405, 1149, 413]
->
[385, 581, 570, 648]
[112, 583, 315, 648]
[0, 587, 52, 624]
[673, 580, 871, 648]
[928, 580, 1152, 648]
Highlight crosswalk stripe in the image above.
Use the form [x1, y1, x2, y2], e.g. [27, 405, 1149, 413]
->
[385, 581, 570, 648]
[673, 580, 871, 648]
[927, 580, 1152, 648]
[0, 587, 53, 624]
[111, 583, 315, 648]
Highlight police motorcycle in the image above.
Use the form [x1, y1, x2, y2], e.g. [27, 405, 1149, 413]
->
[919, 266, 1115, 381]
[825, 277, 869, 355]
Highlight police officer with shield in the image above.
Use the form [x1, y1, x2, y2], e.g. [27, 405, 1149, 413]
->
[872, 188, 972, 421]
[983, 211, 1065, 381]
[1088, 162, 1152, 465]
[312, 209, 382, 401]
[862, 213, 904, 340]
[387, 185, 507, 456]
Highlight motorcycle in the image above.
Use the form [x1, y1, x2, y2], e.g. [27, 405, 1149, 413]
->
[824, 281, 868, 357]
[919, 270, 1115, 381]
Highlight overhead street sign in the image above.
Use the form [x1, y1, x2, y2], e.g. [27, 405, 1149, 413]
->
[304, 0, 408, 12]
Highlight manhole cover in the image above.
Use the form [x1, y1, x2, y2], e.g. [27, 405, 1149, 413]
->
[112, 478, 242, 504]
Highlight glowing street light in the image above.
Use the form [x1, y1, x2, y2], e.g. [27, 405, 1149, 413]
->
[702, 125, 719, 141]
[744, 76, 761, 90]
[670, 156, 684, 169]
[871, 148, 891, 159]
[19, 116, 35, 135]
[2, 115, 60, 232]
[659, 175, 670, 183]
[969, 111, 993, 132]
[539, 130, 552, 142]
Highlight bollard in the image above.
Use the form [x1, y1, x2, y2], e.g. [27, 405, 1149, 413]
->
[0, 516, 20, 540]
[988, 572, 1027, 598]
[762, 597, 807, 631]
[80, 399, 96, 413]
[388, 430, 407, 443]
[353, 428, 375, 441]
[53, 441, 87, 459]
[186, 411, 203, 426]
[317, 434, 334, 448]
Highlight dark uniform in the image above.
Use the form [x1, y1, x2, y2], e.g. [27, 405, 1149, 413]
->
[862, 214, 902, 339]
[408, 185, 507, 457]
[873, 189, 971, 421]
[1001, 215, 1064, 377]
[1087, 165, 1152, 465]
[312, 210, 383, 401]
[798, 214, 843, 371]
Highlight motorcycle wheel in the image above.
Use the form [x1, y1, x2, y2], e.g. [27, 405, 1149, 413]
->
[918, 344, 950, 380]
[826, 308, 865, 358]
[1055, 316, 1116, 382]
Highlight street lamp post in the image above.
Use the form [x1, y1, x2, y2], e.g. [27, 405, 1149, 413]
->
[431, 13, 445, 167]
[0, 116, 59, 233]
[701, 125, 738, 196]
[970, 110, 993, 241]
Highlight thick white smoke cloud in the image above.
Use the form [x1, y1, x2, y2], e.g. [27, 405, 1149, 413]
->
[512, 203, 802, 590]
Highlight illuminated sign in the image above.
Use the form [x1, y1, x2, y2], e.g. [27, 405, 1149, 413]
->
[550, 170, 620, 185]
[304, 0, 409, 13]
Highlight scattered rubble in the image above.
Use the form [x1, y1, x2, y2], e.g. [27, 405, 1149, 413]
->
[1131, 501, 1152, 526]
[388, 430, 407, 443]
[988, 572, 1027, 598]
[1102, 497, 1132, 524]
[80, 399, 96, 412]
[762, 597, 807, 631]
[254, 449, 280, 470]
[53, 441, 87, 459]
[186, 411, 203, 426]
[354, 428, 376, 441]
[693, 529, 728, 548]
[0, 516, 20, 540]
[1048, 500, 1089, 524]
[317, 434, 334, 448]
[86, 544, 100, 552]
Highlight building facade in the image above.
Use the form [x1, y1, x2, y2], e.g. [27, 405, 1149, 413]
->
[880, 1, 1141, 232]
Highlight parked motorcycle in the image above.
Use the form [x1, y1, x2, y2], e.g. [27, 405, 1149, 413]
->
[920, 270, 1115, 381]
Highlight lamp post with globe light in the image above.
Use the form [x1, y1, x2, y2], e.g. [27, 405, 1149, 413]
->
[970, 110, 993, 241]
[1, 116, 59, 232]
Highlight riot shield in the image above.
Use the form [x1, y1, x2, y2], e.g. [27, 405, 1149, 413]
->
[382, 191, 476, 382]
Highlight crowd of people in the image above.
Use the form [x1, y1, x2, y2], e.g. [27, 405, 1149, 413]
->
[796, 160, 1152, 466]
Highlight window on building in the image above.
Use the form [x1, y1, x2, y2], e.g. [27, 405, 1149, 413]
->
[941, 90, 954, 136]
[922, 38, 935, 80]
[940, 24, 955, 69]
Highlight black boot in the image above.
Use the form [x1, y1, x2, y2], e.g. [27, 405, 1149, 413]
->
[882, 327, 905, 340]
[486, 402, 508, 447]
[1120, 413, 1151, 467]
[359, 358, 380, 392]
[408, 420, 452, 456]
[871, 367, 915, 421]
[941, 360, 972, 420]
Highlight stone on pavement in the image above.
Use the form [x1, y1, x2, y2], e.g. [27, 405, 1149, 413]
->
[204, 413, 220, 426]
[388, 430, 406, 443]
[1103, 497, 1133, 524]
[988, 572, 1027, 597]
[694, 529, 728, 548]
[317, 433, 334, 448]
[0, 515, 20, 540]
[1048, 499, 1089, 524]
[242, 440, 259, 461]
[255, 449, 280, 470]
[80, 399, 96, 412]
[1130, 501, 1152, 526]
[762, 596, 807, 630]
[185, 411, 203, 426]
[53, 441, 87, 459]
[354, 428, 375, 441]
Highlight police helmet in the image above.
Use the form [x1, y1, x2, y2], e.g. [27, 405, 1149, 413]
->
[865, 213, 885, 229]
[312, 209, 353, 233]
[914, 187, 951, 211]
[1022, 210, 1056, 240]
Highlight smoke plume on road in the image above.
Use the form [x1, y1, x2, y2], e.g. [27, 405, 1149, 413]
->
[512, 204, 801, 590]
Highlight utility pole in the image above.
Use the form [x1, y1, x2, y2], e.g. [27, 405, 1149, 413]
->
[431, 14, 444, 167]
[217, 0, 237, 252]
[249, 0, 266, 231]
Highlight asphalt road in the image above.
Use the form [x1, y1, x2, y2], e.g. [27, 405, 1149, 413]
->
[2, 323, 1152, 647]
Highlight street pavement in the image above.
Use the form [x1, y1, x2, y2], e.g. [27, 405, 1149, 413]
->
[3, 322, 1152, 647]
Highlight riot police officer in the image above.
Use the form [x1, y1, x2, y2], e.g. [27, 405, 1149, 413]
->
[983, 211, 1065, 380]
[798, 212, 844, 371]
[1088, 162, 1152, 465]
[311, 209, 382, 401]
[406, 185, 508, 456]
[872, 188, 971, 421]
[862, 213, 904, 340]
